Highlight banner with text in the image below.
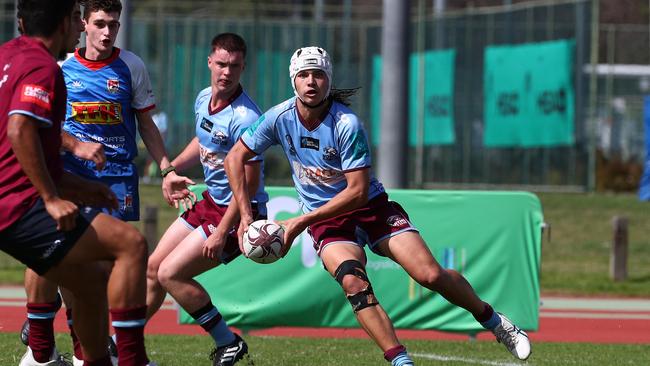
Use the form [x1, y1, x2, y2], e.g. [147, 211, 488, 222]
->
[178, 187, 543, 333]
[371, 50, 456, 146]
[484, 39, 575, 147]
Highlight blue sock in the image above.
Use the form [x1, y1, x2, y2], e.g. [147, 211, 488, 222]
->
[208, 318, 235, 346]
[391, 352, 414, 366]
[480, 310, 501, 330]
[190, 302, 235, 346]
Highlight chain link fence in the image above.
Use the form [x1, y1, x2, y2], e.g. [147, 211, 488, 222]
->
[1, 0, 648, 191]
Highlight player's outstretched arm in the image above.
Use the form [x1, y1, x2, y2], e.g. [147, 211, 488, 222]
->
[203, 160, 262, 259]
[171, 137, 201, 172]
[224, 140, 258, 244]
[136, 109, 195, 204]
[7, 114, 78, 231]
[61, 131, 106, 170]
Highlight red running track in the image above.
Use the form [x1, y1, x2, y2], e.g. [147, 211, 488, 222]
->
[1, 299, 649, 344]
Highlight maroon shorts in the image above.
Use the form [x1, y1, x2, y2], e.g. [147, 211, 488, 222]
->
[308, 193, 417, 257]
[180, 191, 266, 264]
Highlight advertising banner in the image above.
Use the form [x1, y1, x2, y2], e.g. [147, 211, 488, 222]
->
[178, 187, 543, 333]
[484, 39, 575, 147]
[371, 50, 456, 146]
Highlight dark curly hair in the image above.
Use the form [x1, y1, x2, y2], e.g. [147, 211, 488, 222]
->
[329, 87, 360, 107]
[17, 0, 77, 37]
[80, 0, 122, 19]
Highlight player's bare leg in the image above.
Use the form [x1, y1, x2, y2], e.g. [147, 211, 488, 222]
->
[157, 229, 219, 312]
[158, 228, 248, 365]
[146, 218, 192, 320]
[379, 231, 531, 360]
[378, 232, 486, 313]
[52, 213, 150, 365]
[320, 243, 402, 351]
[45, 263, 109, 360]
[59, 286, 87, 362]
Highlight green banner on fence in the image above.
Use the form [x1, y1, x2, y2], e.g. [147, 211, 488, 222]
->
[371, 50, 456, 146]
[255, 51, 294, 111]
[178, 186, 542, 333]
[484, 39, 575, 147]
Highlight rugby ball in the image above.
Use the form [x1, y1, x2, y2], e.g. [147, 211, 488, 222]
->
[242, 220, 284, 264]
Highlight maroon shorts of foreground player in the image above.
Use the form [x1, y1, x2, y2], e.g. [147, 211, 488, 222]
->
[180, 191, 266, 264]
[308, 193, 418, 257]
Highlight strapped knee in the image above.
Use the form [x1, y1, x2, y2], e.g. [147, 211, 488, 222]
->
[334, 260, 379, 312]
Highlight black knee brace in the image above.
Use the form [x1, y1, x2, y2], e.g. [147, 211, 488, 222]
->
[334, 260, 379, 312]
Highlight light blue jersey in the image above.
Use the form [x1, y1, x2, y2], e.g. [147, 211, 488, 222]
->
[241, 97, 384, 213]
[195, 86, 268, 210]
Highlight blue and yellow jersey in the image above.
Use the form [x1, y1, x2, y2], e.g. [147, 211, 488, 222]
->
[61, 47, 155, 177]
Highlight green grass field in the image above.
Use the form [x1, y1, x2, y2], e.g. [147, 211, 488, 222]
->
[2, 332, 649, 366]
[1, 185, 649, 297]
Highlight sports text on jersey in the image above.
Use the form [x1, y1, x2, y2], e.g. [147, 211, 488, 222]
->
[199, 143, 227, 170]
[20, 84, 52, 110]
[71, 102, 122, 124]
[292, 161, 345, 186]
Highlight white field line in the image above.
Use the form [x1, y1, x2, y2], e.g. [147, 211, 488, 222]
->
[412, 352, 529, 366]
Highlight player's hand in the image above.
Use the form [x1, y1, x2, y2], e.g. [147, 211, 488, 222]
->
[277, 217, 307, 257]
[73, 141, 106, 171]
[43, 197, 79, 231]
[173, 193, 196, 211]
[237, 215, 254, 253]
[202, 229, 227, 261]
[161, 171, 196, 206]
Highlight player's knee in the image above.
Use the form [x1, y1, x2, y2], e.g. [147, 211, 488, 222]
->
[146, 258, 161, 284]
[156, 262, 175, 290]
[120, 226, 148, 261]
[334, 260, 379, 312]
[416, 265, 446, 289]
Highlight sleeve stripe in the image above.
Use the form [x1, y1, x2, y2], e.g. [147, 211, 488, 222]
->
[342, 166, 371, 174]
[8, 110, 53, 127]
[135, 104, 156, 113]
[239, 137, 260, 155]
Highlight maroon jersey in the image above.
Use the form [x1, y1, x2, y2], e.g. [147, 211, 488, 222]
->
[0, 36, 66, 231]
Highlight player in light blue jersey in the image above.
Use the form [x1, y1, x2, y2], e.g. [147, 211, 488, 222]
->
[225, 47, 532, 365]
[147, 33, 264, 366]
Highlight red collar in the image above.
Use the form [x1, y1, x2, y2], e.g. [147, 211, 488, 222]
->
[74, 47, 121, 71]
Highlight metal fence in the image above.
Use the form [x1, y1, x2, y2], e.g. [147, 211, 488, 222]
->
[1, 0, 648, 191]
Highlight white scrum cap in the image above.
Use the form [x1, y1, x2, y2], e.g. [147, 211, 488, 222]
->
[289, 46, 333, 100]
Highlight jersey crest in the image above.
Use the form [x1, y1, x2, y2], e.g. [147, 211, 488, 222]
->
[106, 79, 120, 94]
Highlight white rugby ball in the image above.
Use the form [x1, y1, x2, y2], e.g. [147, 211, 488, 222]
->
[242, 220, 284, 264]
